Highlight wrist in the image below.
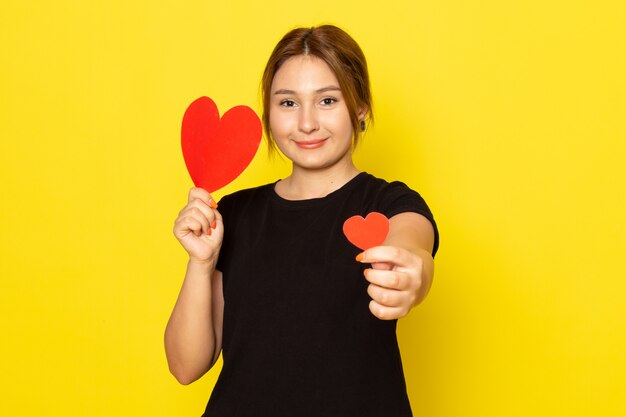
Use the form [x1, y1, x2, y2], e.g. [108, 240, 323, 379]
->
[187, 256, 217, 270]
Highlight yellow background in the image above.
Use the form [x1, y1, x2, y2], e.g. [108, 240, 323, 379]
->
[1, 1, 624, 416]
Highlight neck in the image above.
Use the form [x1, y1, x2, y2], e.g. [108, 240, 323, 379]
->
[277, 160, 360, 200]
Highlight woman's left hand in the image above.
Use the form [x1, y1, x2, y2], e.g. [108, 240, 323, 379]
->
[357, 246, 430, 320]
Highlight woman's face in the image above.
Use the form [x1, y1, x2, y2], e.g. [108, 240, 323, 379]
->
[269, 55, 356, 171]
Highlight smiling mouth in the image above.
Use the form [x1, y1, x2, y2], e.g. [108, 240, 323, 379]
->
[295, 138, 328, 149]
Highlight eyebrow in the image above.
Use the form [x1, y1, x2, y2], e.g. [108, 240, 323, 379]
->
[273, 86, 341, 95]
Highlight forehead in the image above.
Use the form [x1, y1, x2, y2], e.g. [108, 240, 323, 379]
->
[271, 55, 340, 92]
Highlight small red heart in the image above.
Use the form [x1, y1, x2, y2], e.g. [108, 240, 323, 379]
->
[343, 212, 390, 251]
[181, 96, 262, 192]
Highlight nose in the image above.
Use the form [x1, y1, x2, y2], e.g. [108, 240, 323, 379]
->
[298, 105, 319, 134]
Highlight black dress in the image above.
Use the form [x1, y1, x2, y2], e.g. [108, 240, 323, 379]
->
[203, 172, 439, 417]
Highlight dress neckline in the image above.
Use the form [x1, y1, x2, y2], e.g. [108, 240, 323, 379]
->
[267, 171, 369, 209]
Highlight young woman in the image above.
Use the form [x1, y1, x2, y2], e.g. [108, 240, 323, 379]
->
[165, 25, 439, 417]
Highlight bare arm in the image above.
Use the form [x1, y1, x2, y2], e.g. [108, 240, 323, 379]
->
[164, 188, 225, 384]
[164, 264, 225, 384]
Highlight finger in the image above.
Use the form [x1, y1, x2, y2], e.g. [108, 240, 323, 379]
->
[371, 262, 393, 271]
[177, 206, 211, 235]
[357, 246, 413, 268]
[188, 187, 218, 208]
[212, 206, 223, 230]
[186, 199, 216, 227]
[366, 283, 404, 307]
[368, 300, 408, 320]
[363, 268, 409, 290]
[174, 216, 206, 238]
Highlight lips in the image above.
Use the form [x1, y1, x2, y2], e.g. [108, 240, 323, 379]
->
[295, 138, 328, 149]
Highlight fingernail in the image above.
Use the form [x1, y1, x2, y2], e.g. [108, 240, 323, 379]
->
[355, 252, 364, 262]
[209, 200, 218, 209]
[211, 220, 217, 229]
[207, 227, 212, 236]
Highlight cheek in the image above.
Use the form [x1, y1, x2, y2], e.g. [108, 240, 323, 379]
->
[269, 111, 292, 138]
[325, 111, 353, 136]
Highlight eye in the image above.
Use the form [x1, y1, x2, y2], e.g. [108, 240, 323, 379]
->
[320, 97, 337, 106]
[280, 99, 296, 107]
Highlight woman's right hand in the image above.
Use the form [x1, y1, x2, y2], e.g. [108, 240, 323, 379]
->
[173, 187, 224, 265]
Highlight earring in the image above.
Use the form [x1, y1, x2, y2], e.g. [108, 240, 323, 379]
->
[359, 120, 366, 132]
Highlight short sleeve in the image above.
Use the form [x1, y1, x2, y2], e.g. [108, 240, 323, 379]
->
[376, 181, 439, 257]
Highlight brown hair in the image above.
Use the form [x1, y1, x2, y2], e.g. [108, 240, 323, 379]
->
[261, 25, 373, 153]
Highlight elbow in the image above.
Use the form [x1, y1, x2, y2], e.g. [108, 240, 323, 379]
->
[168, 363, 202, 385]
[167, 355, 218, 385]
[174, 374, 196, 386]
[164, 336, 220, 385]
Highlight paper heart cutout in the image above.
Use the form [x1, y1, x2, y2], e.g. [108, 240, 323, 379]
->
[343, 212, 390, 251]
[181, 96, 262, 192]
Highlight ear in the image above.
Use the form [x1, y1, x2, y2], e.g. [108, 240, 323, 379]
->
[358, 106, 369, 120]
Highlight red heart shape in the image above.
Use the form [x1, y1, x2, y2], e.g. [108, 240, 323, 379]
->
[181, 96, 262, 192]
[343, 212, 390, 251]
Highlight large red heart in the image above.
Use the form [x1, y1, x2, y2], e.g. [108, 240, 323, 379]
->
[343, 212, 390, 251]
[181, 96, 262, 192]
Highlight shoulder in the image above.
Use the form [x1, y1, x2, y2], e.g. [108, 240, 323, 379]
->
[358, 172, 417, 193]
[359, 173, 439, 256]
[218, 182, 276, 204]
[358, 173, 427, 211]
[216, 182, 276, 216]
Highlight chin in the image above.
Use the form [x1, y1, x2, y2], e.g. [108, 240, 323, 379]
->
[288, 157, 329, 170]
[295, 152, 353, 171]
